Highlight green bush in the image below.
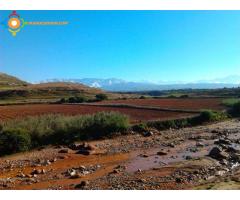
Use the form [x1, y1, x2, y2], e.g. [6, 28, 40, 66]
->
[147, 118, 190, 130]
[180, 94, 189, 98]
[0, 128, 31, 156]
[59, 98, 66, 103]
[95, 93, 108, 101]
[59, 95, 88, 104]
[196, 110, 227, 123]
[229, 101, 240, 116]
[132, 123, 148, 132]
[80, 112, 129, 139]
[68, 96, 88, 103]
[222, 98, 240, 107]
[2, 112, 129, 147]
[145, 110, 228, 131]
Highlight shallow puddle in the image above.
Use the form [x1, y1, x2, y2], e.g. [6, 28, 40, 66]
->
[126, 140, 215, 173]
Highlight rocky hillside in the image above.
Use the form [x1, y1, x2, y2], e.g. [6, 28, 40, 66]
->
[0, 73, 29, 89]
[0, 73, 109, 103]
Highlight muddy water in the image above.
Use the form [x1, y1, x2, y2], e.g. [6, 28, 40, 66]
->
[126, 140, 215, 173]
[126, 128, 240, 173]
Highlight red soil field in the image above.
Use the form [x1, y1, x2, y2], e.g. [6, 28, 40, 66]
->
[0, 104, 193, 123]
[98, 98, 225, 111]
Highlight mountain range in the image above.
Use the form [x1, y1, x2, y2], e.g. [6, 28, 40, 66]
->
[41, 75, 240, 92]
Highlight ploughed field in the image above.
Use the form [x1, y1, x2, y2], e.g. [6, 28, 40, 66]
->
[0, 104, 193, 123]
[98, 98, 225, 111]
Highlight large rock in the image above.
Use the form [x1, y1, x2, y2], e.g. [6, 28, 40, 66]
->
[227, 145, 240, 154]
[214, 138, 232, 145]
[76, 143, 96, 155]
[208, 147, 229, 161]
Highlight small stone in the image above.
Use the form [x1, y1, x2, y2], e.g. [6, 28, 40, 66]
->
[215, 171, 225, 176]
[112, 169, 119, 174]
[175, 177, 184, 183]
[70, 173, 82, 179]
[196, 142, 204, 147]
[140, 154, 149, 158]
[185, 155, 192, 160]
[78, 165, 86, 171]
[143, 131, 153, 137]
[168, 143, 175, 148]
[58, 155, 68, 159]
[75, 180, 89, 189]
[26, 174, 33, 178]
[50, 158, 57, 163]
[157, 151, 168, 156]
[31, 169, 42, 175]
[58, 149, 69, 153]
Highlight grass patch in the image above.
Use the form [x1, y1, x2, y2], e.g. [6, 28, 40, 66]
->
[228, 101, 240, 117]
[142, 110, 228, 131]
[0, 112, 129, 156]
[222, 98, 240, 107]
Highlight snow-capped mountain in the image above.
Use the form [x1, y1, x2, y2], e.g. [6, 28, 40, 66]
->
[41, 75, 240, 92]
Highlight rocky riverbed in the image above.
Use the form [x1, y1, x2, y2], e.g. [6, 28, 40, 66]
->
[0, 119, 240, 190]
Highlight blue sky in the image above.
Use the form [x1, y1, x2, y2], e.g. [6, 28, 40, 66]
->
[0, 11, 239, 83]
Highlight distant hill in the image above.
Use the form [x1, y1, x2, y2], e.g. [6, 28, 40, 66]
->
[0, 73, 110, 103]
[0, 73, 29, 88]
[43, 77, 240, 92]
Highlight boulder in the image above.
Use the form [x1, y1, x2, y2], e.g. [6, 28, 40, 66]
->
[208, 147, 229, 160]
[226, 146, 240, 154]
[214, 138, 231, 145]
[76, 143, 96, 155]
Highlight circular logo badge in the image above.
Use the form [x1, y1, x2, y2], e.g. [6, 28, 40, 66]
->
[8, 18, 21, 29]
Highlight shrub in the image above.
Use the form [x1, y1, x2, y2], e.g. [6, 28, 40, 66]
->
[132, 123, 148, 132]
[168, 95, 176, 98]
[191, 110, 228, 124]
[3, 112, 130, 147]
[59, 95, 88, 104]
[222, 98, 240, 107]
[80, 112, 129, 139]
[68, 96, 87, 103]
[180, 94, 189, 98]
[139, 96, 146, 99]
[95, 94, 108, 101]
[0, 128, 31, 156]
[145, 110, 228, 131]
[146, 118, 190, 130]
[229, 101, 240, 117]
[59, 98, 66, 103]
